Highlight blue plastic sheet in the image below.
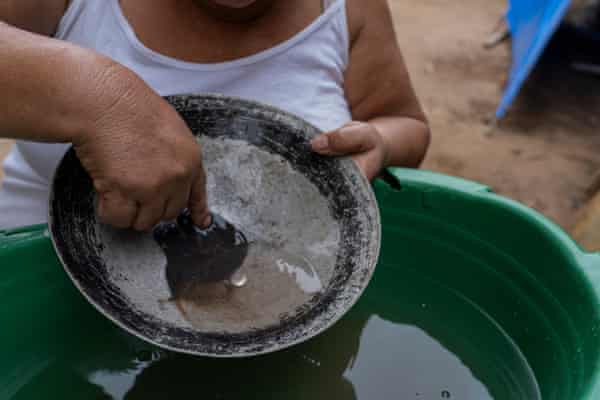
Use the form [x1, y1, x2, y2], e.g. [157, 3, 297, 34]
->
[496, 0, 572, 118]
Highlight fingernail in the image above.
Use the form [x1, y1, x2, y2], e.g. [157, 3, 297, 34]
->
[190, 211, 212, 229]
[201, 213, 212, 229]
[311, 135, 329, 151]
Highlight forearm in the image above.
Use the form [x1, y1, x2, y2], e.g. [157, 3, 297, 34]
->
[369, 116, 430, 169]
[0, 22, 133, 144]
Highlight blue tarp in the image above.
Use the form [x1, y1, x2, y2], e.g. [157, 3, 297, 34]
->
[496, 0, 572, 118]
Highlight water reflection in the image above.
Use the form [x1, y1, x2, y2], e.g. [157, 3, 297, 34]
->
[85, 310, 497, 400]
[121, 314, 369, 399]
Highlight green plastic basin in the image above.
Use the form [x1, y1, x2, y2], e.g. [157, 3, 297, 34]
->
[0, 168, 599, 399]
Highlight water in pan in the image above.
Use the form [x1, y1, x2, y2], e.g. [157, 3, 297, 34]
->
[149, 209, 324, 332]
[162, 239, 324, 332]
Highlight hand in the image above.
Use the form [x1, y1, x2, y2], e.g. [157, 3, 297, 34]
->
[73, 64, 210, 231]
[310, 121, 389, 180]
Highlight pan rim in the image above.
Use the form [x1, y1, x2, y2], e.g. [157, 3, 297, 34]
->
[48, 93, 381, 357]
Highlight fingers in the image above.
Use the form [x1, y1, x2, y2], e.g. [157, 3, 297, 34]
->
[97, 191, 138, 229]
[133, 197, 169, 231]
[188, 167, 211, 228]
[312, 121, 388, 180]
[311, 122, 378, 156]
[163, 182, 191, 221]
[79, 87, 213, 232]
[99, 188, 189, 231]
[96, 166, 203, 231]
[352, 153, 379, 181]
[352, 154, 369, 176]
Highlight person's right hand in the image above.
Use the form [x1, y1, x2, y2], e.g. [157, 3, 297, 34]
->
[73, 63, 210, 231]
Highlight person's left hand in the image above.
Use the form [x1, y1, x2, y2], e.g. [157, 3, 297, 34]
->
[310, 121, 389, 180]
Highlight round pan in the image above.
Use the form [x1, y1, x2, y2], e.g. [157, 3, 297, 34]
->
[48, 94, 381, 357]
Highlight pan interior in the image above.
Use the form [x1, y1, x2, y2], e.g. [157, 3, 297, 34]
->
[49, 94, 381, 356]
[99, 136, 340, 334]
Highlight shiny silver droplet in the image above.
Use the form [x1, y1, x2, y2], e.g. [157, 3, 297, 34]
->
[228, 272, 248, 288]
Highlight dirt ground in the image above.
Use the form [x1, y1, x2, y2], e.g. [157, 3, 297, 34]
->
[2, 0, 600, 234]
[391, 0, 600, 232]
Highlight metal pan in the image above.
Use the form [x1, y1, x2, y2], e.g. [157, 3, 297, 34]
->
[48, 94, 380, 357]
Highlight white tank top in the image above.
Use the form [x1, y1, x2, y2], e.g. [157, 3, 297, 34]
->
[0, 0, 352, 229]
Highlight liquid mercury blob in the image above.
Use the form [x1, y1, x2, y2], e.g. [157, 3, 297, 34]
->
[153, 210, 324, 331]
[153, 210, 249, 297]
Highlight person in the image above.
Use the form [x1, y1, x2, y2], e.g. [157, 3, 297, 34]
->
[0, 0, 430, 231]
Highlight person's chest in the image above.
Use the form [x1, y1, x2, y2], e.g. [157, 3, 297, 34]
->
[119, 0, 324, 63]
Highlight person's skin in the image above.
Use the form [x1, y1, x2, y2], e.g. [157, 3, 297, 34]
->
[0, 0, 429, 230]
[312, 0, 430, 180]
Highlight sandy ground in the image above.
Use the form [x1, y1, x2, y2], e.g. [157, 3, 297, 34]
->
[391, 0, 600, 232]
[2, 0, 600, 235]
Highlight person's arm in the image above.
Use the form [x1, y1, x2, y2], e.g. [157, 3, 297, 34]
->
[0, 7, 210, 230]
[311, 0, 430, 180]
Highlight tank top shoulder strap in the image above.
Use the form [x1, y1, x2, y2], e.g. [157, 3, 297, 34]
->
[326, 0, 350, 67]
[55, 0, 107, 39]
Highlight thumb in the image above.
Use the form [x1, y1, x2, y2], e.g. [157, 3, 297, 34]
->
[188, 167, 211, 228]
[311, 122, 377, 156]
